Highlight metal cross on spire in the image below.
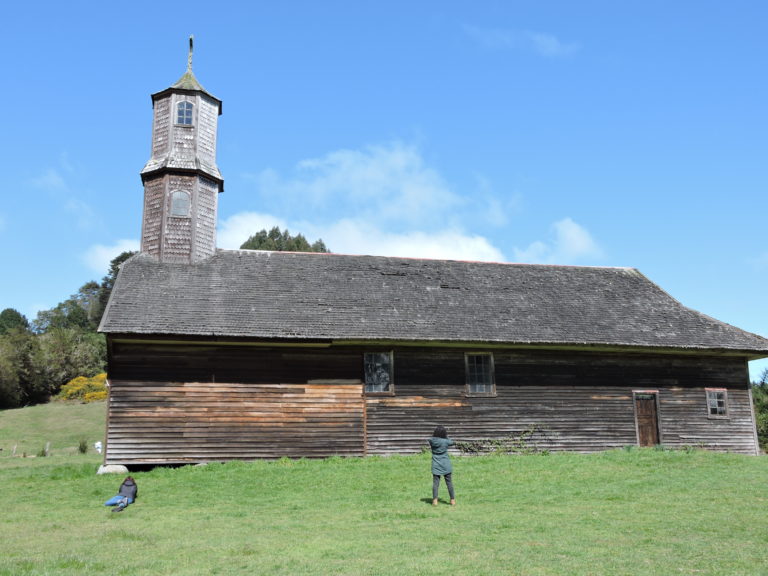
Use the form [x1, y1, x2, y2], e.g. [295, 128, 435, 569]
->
[187, 35, 194, 72]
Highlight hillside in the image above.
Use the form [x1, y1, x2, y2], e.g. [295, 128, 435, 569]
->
[0, 400, 106, 458]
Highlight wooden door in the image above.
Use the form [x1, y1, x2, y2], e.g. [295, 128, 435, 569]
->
[635, 393, 659, 447]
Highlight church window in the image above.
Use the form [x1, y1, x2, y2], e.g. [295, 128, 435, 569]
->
[706, 388, 728, 418]
[465, 353, 495, 396]
[176, 101, 193, 125]
[170, 190, 191, 217]
[364, 352, 393, 394]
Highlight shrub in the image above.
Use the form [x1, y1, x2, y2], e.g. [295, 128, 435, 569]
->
[455, 425, 554, 455]
[56, 372, 107, 403]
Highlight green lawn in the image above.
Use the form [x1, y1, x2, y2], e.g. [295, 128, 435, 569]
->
[0, 400, 106, 457]
[1, 403, 767, 575]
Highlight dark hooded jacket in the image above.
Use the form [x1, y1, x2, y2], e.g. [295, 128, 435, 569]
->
[118, 478, 138, 500]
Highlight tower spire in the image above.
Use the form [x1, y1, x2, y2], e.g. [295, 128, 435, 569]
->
[187, 35, 194, 73]
[140, 37, 223, 264]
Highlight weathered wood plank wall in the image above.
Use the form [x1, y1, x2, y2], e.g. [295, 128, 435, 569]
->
[106, 380, 363, 464]
[367, 349, 756, 455]
[104, 341, 757, 464]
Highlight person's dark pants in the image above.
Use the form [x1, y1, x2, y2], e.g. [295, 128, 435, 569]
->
[432, 473, 455, 499]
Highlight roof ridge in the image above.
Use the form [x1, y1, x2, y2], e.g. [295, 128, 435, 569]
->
[222, 248, 636, 271]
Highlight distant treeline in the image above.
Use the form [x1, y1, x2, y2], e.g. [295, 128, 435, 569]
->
[0, 251, 134, 408]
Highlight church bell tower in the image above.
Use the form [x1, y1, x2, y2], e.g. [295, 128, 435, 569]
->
[140, 36, 223, 263]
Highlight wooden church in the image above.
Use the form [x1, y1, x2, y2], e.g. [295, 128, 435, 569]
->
[99, 41, 768, 465]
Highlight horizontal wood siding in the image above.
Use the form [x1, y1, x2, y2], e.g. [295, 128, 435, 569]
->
[105, 341, 757, 463]
[658, 387, 755, 452]
[106, 380, 363, 464]
[366, 349, 756, 455]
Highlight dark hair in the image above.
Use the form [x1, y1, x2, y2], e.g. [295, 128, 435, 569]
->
[123, 476, 135, 484]
[433, 425, 447, 438]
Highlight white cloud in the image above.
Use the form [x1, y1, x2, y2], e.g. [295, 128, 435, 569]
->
[231, 141, 505, 263]
[464, 25, 580, 58]
[82, 239, 140, 276]
[472, 174, 521, 228]
[29, 161, 100, 229]
[525, 31, 580, 58]
[29, 168, 68, 192]
[318, 219, 504, 262]
[65, 198, 99, 230]
[513, 218, 603, 264]
[247, 142, 462, 228]
[218, 212, 289, 249]
[219, 212, 504, 263]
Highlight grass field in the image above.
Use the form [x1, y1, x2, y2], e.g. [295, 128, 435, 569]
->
[0, 400, 106, 457]
[1, 403, 767, 575]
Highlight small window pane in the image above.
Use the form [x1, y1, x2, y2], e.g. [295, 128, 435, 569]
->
[177, 101, 193, 125]
[364, 352, 392, 393]
[170, 190, 191, 217]
[706, 389, 727, 417]
[466, 353, 494, 395]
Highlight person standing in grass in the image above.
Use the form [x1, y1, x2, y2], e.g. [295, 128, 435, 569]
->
[104, 476, 138, 512]
[428, 425, 456, 506]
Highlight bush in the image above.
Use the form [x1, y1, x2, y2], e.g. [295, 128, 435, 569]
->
[56, 373, 107, 403]
[752, 369, 768, 452]
[753, 385, 768, 451]
[455, 425, 554, 455]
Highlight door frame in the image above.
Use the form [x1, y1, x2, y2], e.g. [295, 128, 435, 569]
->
[633, 390, 661, 447]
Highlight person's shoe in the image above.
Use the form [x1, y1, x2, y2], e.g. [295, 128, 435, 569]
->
[432, 499, 438, 506]
[112, 505, 124, 513]
[450, 499, 456, 506]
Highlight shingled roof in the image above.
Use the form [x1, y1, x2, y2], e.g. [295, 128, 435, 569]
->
[99, 250, 768, 357]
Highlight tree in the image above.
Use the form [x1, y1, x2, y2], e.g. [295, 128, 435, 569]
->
[752, 368, 768, 451]
[38, 328, 106, 395]
[0, 336, 21, 408]
[240, 227, 329, 253]
[32, 279, 115, 334]
[0, 328, 47, 405]
[32, 297, 91, 334]
[94, 250, 137, 324]
[0, 308, 29, 335]
[73, 281, 101, 329]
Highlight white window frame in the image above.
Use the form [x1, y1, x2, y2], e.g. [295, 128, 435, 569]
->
[176, 100, 194, 125]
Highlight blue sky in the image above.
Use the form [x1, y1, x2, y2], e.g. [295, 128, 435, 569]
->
[2, 1, 767, 379]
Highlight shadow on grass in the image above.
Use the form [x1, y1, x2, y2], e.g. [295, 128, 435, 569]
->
[420, 497, 455, 506]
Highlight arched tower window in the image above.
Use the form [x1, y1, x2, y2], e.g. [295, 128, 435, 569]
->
[176, 101, 193, 125]
[169, 190, 191, 217]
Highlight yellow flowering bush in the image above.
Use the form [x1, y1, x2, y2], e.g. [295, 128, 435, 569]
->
[57, 373, 107, 402]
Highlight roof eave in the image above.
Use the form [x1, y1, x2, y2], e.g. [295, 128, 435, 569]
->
[101, 332, 768, 359]
[150, 86, 222, 115]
